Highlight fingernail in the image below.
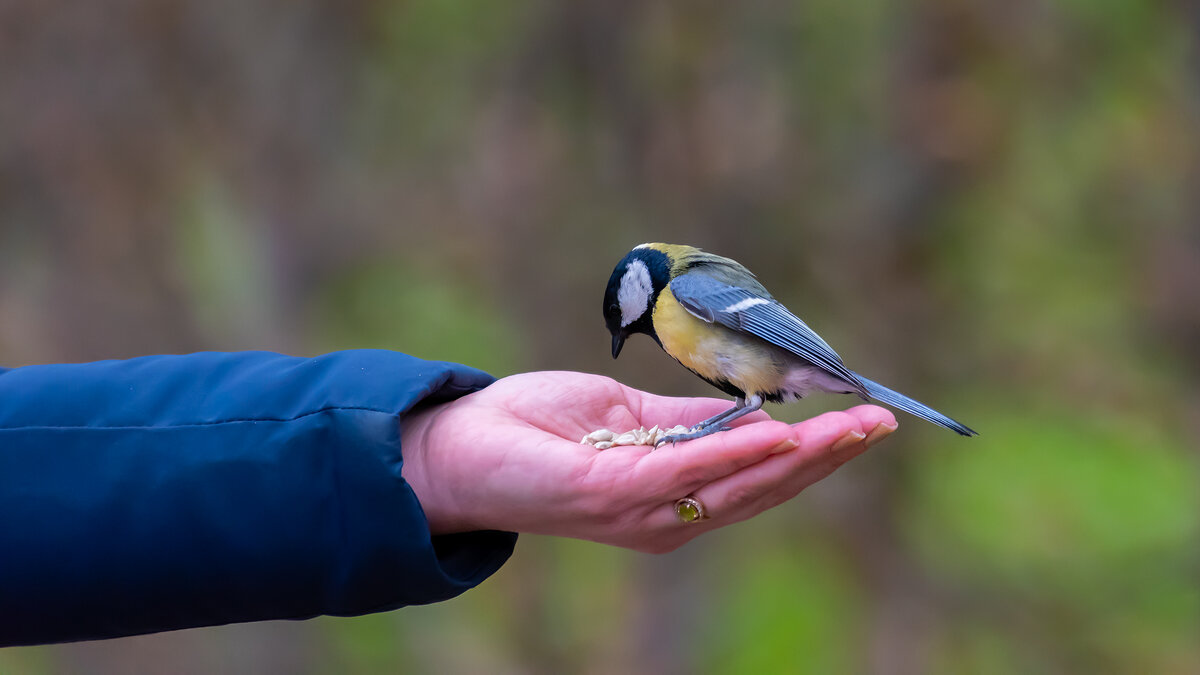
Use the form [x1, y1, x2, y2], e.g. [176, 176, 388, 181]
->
[865, 422, 899, 448]
[770, 438, 798, 454]
[831, 430, 867, 454]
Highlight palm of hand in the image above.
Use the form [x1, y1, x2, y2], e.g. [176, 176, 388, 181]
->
[402, 371, 895, 553]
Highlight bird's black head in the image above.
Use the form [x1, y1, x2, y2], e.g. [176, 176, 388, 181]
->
[603, 244, 672, 358]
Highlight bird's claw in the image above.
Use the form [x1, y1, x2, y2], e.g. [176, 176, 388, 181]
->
[654, 425, 732, 447]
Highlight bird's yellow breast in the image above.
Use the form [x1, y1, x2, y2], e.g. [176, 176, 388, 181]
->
[653, 286, 787, 396]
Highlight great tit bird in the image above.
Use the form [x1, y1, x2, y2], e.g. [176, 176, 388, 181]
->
[603, 243, 977, 443]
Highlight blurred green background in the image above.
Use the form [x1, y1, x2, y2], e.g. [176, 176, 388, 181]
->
[2, 1, 1198, 673]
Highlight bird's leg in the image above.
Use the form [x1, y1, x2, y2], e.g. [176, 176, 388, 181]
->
[657, 395, 764, 446]
[683, 397, 746, 433]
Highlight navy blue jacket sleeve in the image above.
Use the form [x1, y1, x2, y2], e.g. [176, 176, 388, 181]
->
[0, 350, 517, 646]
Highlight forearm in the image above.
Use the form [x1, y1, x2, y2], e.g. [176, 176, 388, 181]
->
[0, 350, 515, 646]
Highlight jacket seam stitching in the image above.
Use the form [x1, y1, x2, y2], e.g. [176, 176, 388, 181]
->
[0, 405, 399, 432]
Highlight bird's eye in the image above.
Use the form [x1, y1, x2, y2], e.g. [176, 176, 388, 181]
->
[607, 303, 620, 316]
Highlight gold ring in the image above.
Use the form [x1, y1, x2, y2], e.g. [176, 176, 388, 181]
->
[674, 496, 709, 523]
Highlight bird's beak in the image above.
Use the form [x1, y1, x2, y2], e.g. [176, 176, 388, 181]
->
[611, 333, 626, 359]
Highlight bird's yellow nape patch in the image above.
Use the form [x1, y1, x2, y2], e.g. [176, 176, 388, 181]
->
[631, 243, 704, 274]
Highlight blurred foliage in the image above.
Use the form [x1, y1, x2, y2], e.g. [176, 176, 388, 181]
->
[702, 539, 863, 674]
[312, 258, 523, 375]
[907, 411, 1199, 672]
[1, 0, 1198, 673]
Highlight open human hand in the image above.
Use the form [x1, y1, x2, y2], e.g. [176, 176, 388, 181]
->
[400, 371, 898, 553]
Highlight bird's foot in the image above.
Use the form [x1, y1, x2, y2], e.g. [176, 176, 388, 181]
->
[654, 425, 732, 448]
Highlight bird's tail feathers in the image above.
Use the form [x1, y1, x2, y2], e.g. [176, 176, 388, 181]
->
[854, 373, 977, 437]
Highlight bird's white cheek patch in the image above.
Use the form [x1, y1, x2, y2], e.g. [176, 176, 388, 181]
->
[722, 297, 770, 313]
[619, 259, 652, 327]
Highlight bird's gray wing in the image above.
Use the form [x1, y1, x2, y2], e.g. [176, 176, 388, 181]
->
[669, 272, 868, 398]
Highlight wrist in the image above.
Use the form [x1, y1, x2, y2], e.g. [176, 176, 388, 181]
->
[400, 402, 460, 536]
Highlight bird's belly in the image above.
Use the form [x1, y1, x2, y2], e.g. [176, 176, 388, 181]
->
[654, 291, 789, 396]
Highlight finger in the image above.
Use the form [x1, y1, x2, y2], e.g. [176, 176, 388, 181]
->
[647, 410, 873, 530]
[631, 420, 799, 499]
[840, 405, 899, 444]
[614, 406, 899, 549]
